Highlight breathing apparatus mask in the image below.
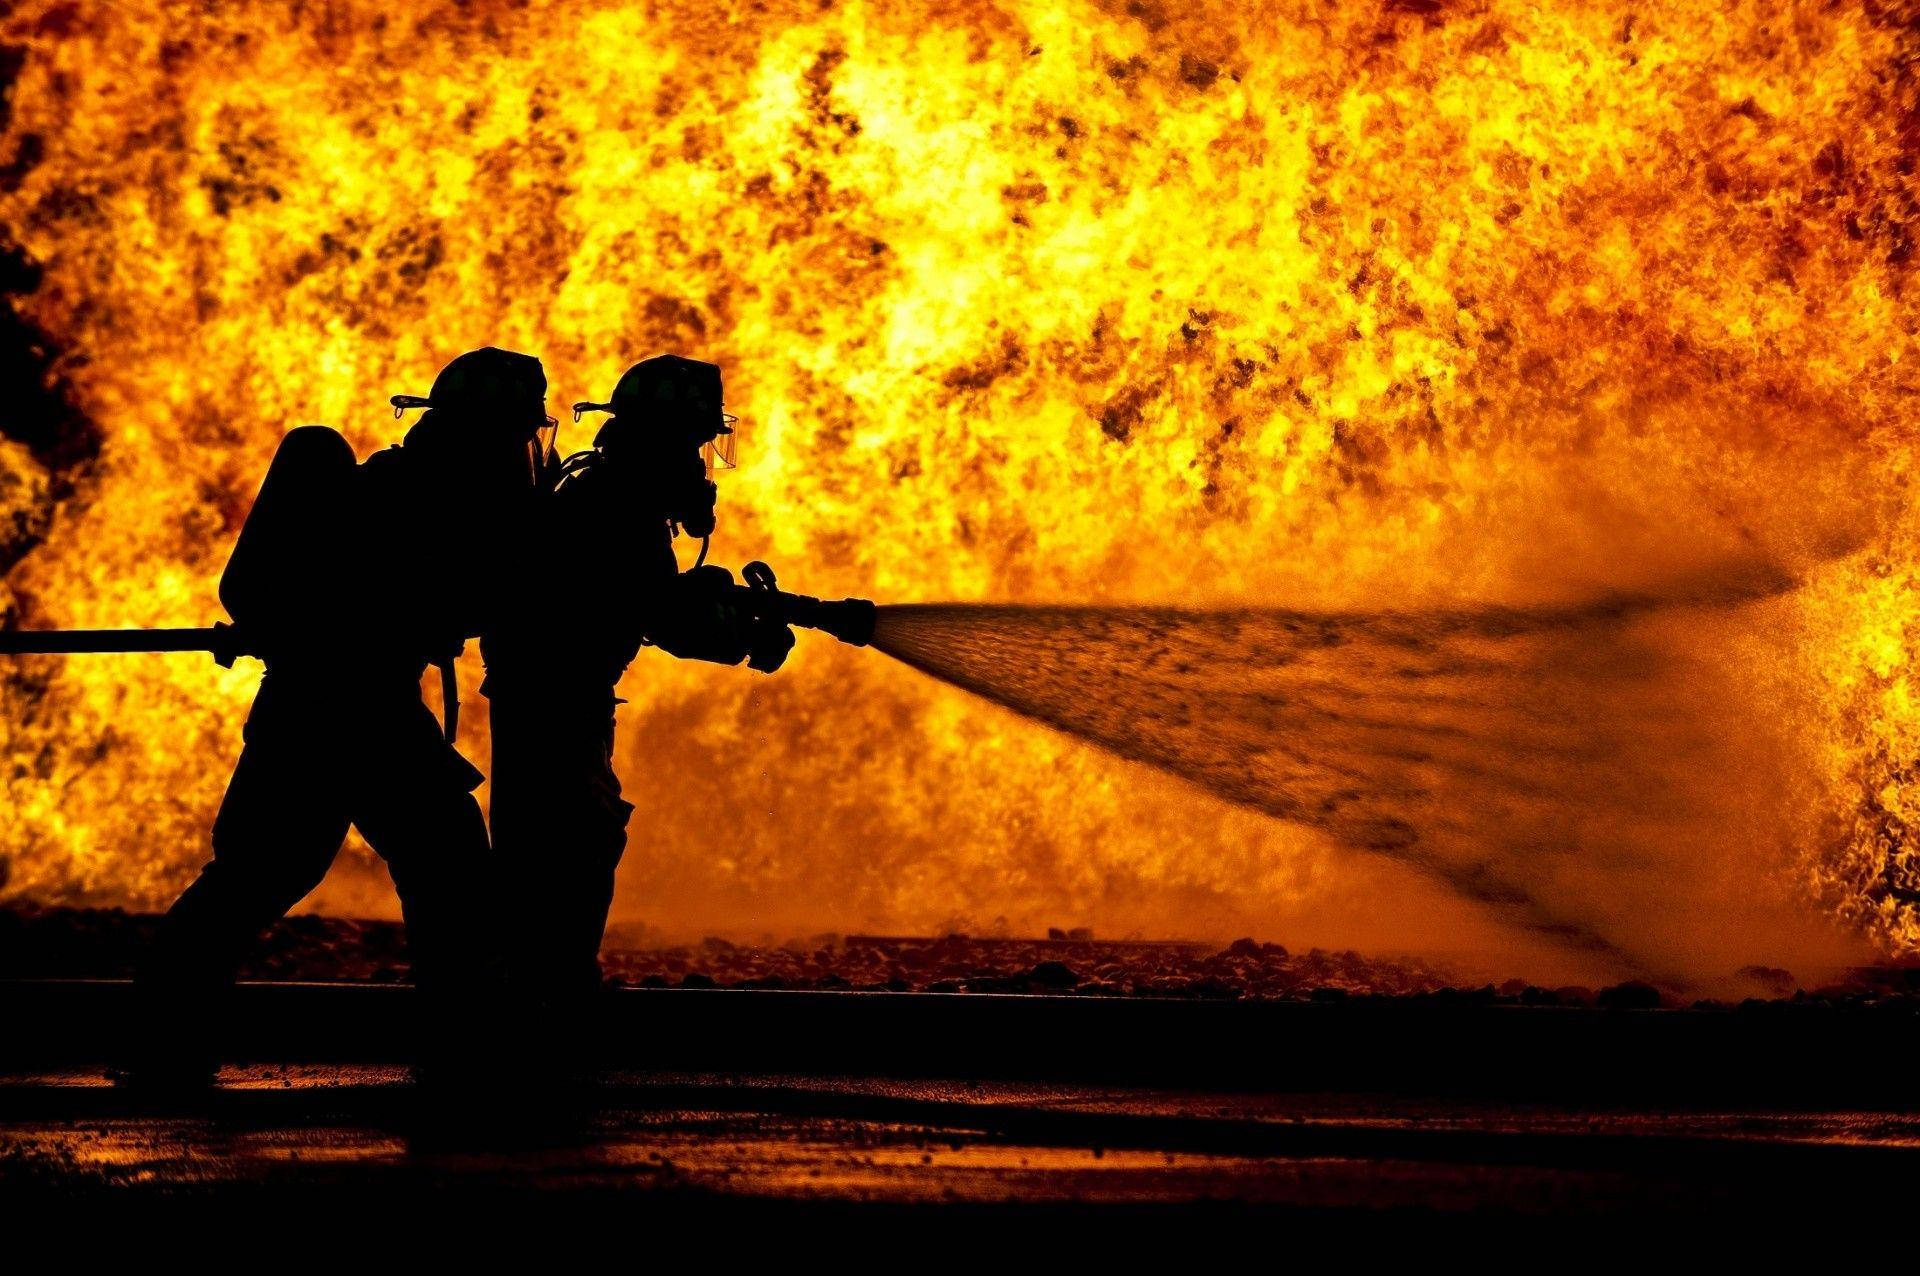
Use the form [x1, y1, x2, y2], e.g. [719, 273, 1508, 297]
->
[571, 354, 735, 551]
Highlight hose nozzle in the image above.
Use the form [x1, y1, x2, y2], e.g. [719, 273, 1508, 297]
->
[739, 560, 875, 647]
[802, 597, 877, 647]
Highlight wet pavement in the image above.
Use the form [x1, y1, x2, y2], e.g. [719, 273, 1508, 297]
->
[4, 1065, 1916, 1220]
[9, 981, 1919, 1230]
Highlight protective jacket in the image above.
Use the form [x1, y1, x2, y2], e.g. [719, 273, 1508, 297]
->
[481, 447, 774, 995]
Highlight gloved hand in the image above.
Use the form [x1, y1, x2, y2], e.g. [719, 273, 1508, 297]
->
[745, 618, 795, 673]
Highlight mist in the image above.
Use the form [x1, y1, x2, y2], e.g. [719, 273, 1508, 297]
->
[871, 563, 1866, 984]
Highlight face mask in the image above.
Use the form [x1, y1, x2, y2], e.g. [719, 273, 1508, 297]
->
[527, 415, 559, 487]
[657, 446, 717, 539]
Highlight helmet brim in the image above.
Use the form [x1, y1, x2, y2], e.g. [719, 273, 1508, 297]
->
[572, 399, 732, 432]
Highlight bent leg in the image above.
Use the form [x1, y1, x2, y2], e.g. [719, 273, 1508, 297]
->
[146, 734, 349, 988]
[539, 758, 631, 994]
[349, 699, 492, 995]
[133, 726, 348, 1074]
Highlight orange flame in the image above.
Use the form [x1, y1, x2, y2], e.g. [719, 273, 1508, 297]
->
[0, 0, 1915, 978]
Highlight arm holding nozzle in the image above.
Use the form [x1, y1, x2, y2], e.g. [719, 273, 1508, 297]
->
[646, 561, 874, 673]
[733, 561, 876, 648]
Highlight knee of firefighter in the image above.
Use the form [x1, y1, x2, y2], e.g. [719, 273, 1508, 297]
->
[582, 764, 633, 852]
[191, 846, 333, 913]
[444, 745, 486, 793]
[210, 790, 342, 883]
[566, 793, 633, 867]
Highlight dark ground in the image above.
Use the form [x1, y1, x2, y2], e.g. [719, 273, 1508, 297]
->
[4, 977, 1919, 1233]
[5, 906, 1918, 1231]
[6, 1065, 1917, 1230]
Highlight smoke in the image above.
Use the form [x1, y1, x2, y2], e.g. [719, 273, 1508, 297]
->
[872, 560, 1863, 983]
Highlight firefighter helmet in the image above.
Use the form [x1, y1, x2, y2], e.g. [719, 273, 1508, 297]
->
[573, 354, 734, 464]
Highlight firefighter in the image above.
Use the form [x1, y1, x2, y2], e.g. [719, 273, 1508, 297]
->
[482, 355, 792, 1004]
[127, 347, 555, 1086]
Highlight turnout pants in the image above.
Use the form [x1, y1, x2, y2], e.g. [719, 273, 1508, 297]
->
[139, 673, 491, 1024]
[487, 692, 633, 997]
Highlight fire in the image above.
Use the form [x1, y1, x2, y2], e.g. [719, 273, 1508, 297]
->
[0, 1, 1916, 977]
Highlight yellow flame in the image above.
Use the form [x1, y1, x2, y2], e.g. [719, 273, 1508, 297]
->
[0, 0, 1916, 975]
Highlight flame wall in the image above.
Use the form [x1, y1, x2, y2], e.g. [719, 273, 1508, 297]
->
[1, 0, 1916, 977]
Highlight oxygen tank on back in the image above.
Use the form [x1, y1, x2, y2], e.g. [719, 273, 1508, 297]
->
[218, 425, 358, 663]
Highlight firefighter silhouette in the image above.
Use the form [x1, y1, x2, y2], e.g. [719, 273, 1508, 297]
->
[129, 347, 554, 1085]
[482, 355, 794, 1002]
